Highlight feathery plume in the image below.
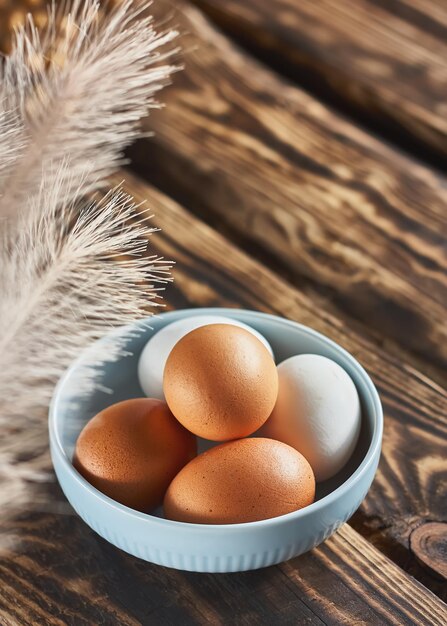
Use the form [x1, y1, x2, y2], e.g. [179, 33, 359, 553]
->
[0, 0, 179, 219]
[0, 164, 172, 420]
[0, 107, 23, 185]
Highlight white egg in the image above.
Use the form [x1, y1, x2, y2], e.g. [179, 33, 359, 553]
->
[259, 354, 361, 481]
[138, 315, 274, 400]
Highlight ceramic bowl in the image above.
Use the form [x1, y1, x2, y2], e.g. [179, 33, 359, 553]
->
[49, 308, 382, 573]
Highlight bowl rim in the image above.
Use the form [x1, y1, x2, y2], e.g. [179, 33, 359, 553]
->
[49, 307, 383, 532]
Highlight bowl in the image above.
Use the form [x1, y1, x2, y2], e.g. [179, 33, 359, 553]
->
[49, 308, 382, 573]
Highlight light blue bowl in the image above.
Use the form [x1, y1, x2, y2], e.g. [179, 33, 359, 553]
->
[49, 308, 383, 573]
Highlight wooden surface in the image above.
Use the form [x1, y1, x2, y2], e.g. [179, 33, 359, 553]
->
[191, 0, 447, 161]
[133, 2, 447, 383]
[1, 0, 447, 624]
[1, 173, 446, 625]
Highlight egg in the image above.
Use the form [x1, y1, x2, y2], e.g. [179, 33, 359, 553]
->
[259, 354, 361, 481]
[73, 398, 197, 512]
[164, 438, 315, 524]
[138, 315, 274, 400]
[163, 324, 278, 441]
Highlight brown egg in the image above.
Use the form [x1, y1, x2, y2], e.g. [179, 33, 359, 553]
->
[164, 438, 315, 524]
[73, 398, 197, 512]
[163, 324, 278, 441]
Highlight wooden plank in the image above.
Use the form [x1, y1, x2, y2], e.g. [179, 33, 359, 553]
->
[191, 0, 447, 159]
[1, 510, 446, 625]
[133, 1, 447, 380]
[0, 173, 446, 623]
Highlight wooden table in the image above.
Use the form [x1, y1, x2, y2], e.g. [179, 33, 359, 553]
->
[1, 1, 446, 624]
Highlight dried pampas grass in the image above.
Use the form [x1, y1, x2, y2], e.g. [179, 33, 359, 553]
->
[0, 108, 23, 184]
[0, 167, 172, 420]
[0, 0, 179, 419]
[0, 0, 179, 219]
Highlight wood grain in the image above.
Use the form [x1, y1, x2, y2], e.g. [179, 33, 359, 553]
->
[1, 511, 446, 625]
[0, 172, 446, 624]
[133, 1, 447, 380]
[410, 522, 447, 580]
[117, 172, 447, 596]
[191, 0, 447, 159]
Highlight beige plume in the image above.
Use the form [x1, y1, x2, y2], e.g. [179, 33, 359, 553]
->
[0, 1, 178, 419]
[0, 165, 172, 420]
[0, 0, 179, 219]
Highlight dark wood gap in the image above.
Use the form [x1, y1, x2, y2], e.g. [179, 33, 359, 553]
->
[189, 0, 447, 174]
[367, 0, 447, 43]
